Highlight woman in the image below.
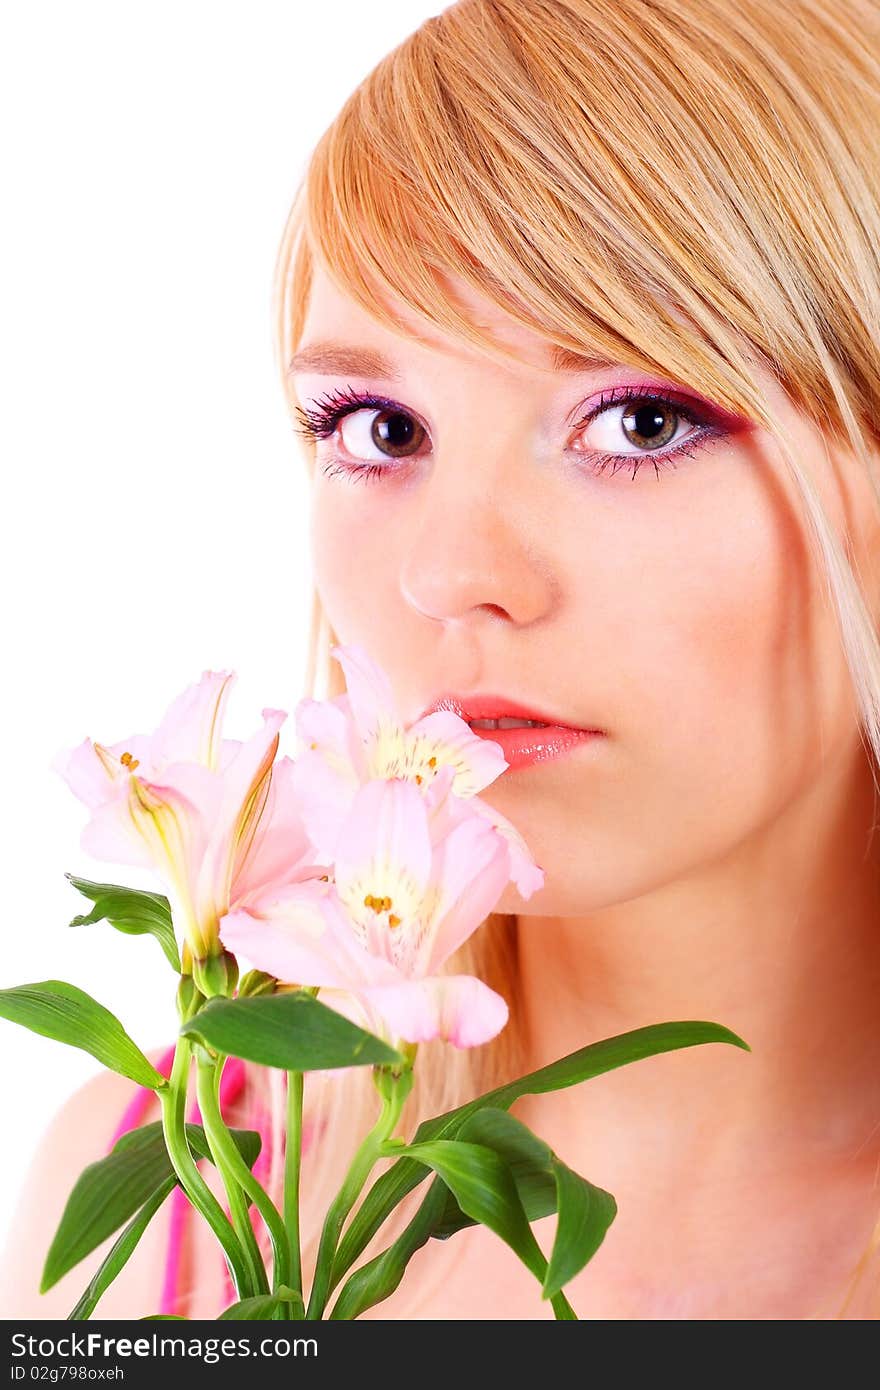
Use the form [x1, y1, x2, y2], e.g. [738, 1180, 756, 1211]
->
[5, 0, 880, 1318]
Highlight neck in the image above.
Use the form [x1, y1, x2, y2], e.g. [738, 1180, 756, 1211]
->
[514, 732, 880, 1179]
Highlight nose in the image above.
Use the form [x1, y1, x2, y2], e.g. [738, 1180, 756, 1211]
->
[398, 450, 558, 627]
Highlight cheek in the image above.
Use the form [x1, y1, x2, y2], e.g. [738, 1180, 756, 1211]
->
[310, 483, 402, 648]
[503, 447, 860, 917]
[577, 444, 858, 864]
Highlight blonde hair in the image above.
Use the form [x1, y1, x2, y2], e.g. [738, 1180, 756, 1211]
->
[227, 0, 880, 1319]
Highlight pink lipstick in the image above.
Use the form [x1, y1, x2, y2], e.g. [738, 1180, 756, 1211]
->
[423, 693, 606, 770]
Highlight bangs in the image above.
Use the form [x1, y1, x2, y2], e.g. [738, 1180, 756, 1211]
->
[275, 0, 878, 450]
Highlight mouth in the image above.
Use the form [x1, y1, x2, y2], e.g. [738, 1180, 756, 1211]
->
[422, 692, 604, 735]
[468, 715, 553, 730]
[422, 693, 605, 771]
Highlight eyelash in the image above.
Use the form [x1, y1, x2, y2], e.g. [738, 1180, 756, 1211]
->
[292, 382, 726, 484]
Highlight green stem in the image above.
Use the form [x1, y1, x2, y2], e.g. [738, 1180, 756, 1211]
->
[284, 1070, 304, 1299]
[158, 1036, 252, 1298]
[194, 1049, 291, 1293]
[194, 1056, 269, 1298]
[305, 1066, 412, 1320]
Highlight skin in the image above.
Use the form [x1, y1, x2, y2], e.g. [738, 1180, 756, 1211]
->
[291, 262, 880, 1317]
[6, 262, 880, 1320]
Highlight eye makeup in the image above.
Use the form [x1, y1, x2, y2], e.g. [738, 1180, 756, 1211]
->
[293, 380, 743, 484]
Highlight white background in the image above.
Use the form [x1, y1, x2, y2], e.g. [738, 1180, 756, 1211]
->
[0, 2, 445, 1264]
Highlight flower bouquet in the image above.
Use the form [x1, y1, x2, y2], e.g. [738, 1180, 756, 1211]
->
[0, 644, 748, 1319]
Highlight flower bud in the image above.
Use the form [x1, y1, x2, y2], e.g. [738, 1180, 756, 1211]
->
[374, 1056, 415, 1106]
[193, 948, 239, 999]
[237, 968, 277, 998]
[176, 972, 205, 1025]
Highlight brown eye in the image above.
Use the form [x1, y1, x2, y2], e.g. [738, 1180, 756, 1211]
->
[339, 408, 426, 459]
[575, 395, 693, 458]
[619, 401, 679, 451]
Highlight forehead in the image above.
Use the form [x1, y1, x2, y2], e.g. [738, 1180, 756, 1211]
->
[297, 261, 557, 373]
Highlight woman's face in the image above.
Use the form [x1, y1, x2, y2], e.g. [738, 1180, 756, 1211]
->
[292, 263, 879, 916]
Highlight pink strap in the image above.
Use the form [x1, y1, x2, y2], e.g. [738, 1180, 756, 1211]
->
[109, 1043, 176, 1145]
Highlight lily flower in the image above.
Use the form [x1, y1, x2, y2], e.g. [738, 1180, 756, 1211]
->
[53, 672, 327, 995]
[219, 776, 515, 1049]
[292, 644, 544, 899]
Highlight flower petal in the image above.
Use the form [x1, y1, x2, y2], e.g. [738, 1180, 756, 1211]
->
[121, 773, 211, 951]
[222, 710, 287, 855]
[330, 643, 402, 745]
[407, 710, 509, 796]
[219, 881, 398, 989]
[219, 907, 347, 991]
[295, 694, 350, 756]
[232, 756, 324, 899]
[296, 692, 370, 782]
[363, 973, 509, 1048]
[317, 890, 405, 985]
[334, 778, 433, 909]
[152, 760, 220, 824]
[150, 671, 236, 771]
[427, 785, 545, 901]
[467, 793, 546, 899]
[193, 709, 287, 934]
[289, 747, 359, 863]
[424, 816, 512, 971]
[422, 763, 458, 818]
[79, 797, 159, 870]
[53, 735, 152, 810]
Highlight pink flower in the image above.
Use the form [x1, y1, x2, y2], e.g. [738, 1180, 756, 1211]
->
[292, 644, 544, 899]
[219, 776, 515, 1049]
[53, 672, 326, 989]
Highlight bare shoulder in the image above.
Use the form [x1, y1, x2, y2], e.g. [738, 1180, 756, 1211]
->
[0, 1055, 176, 1320]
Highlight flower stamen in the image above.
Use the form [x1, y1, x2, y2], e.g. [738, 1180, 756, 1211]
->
[364, 893, 393, 912]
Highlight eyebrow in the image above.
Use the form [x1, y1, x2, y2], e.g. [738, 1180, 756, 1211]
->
[287, 341, 615, 379]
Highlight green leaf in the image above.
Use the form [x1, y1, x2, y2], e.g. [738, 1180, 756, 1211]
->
[333, 1111, 615, 1319]
[140, 1315, 189, 1320]
[329, 1169, 576, 1320]
[437, 1108, 558, 1235]
[115, 1119, 262, 1169]
[333, 1019, 747, 1283]
[329, 1179, 450, 1320]
[0, 980, 166, 1089]
[395, 1139, 546, 1282]
[458, 1109, 616, 1297]
[42, 1120, 261, 1292]
[551, 1291, 579, 1319]
[218, 1287, 305, 1320]
[65, 874, 181, 973]
[546, 1155, 616, 1298]
[179, 991, 402, 1070]
[67, 1176, 177, 1320]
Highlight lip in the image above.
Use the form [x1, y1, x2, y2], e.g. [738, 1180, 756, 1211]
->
[422, 692, 603, 729]
[421, 692, 605, 771]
